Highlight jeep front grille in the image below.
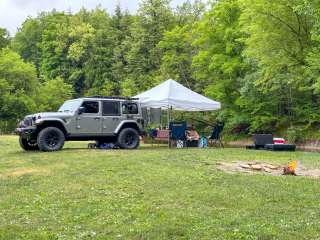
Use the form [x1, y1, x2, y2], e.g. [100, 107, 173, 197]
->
[19, 117, 33, 127]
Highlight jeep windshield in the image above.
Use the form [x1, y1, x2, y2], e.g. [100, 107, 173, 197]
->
[58, 99, 82, 112]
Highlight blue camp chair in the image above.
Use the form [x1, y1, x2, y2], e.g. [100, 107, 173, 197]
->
[169, 121, 187, 148]
[209, 122, 224, 147]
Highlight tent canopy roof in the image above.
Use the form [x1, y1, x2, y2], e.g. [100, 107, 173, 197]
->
[134, 79, 221, 111]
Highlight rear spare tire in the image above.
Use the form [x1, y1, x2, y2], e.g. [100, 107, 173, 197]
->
[117, 128, 140, 149]
[19, 136, 39, 151]
[37, 127, 65, 152]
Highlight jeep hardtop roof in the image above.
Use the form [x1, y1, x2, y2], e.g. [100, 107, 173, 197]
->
[76, 96, 139, 101]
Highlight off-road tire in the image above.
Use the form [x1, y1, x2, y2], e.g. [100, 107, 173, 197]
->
[19, 136, 39, 151]
[117, 128, 140, 149]
[37, 127, 65, 152]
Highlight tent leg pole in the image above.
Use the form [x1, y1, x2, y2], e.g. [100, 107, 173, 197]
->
[168, 106, 170, 148]
[167, 105, 170, 128]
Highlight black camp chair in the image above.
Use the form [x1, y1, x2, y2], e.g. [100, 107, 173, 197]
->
[208, 123, 224, 147]
[169, 121, 187, 148]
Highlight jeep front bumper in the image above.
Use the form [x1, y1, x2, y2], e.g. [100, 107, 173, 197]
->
[15, 127, 37, 138]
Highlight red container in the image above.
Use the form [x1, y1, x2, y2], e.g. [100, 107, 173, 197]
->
[273, 138, 286, 144]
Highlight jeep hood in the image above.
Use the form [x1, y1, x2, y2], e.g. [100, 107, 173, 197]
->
[27, 112, 74, 119]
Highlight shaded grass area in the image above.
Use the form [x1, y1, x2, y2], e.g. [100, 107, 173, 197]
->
[0, 136, 320, 239]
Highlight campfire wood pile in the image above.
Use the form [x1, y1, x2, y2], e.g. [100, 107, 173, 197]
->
[239, 162, 280, 172]
[216, 161, 282, 175]
[216, 161, 320, 178]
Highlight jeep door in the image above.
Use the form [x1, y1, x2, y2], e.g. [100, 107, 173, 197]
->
[102, 101, 124, 135]
[121, 102, 140, 120]
[75, 101, 102, 135]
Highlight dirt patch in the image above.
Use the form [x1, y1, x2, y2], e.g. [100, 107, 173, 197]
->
[226, 139, 252, 148]
[216, 161, 320, 178]
[0, 167, 50, 178]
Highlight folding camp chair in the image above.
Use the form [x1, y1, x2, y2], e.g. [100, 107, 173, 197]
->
[208, 122, 224, 147]
[151, 129, 170, 146]
[169, 122, 187, 148]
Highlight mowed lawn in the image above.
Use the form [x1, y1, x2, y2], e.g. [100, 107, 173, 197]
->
[1, 136, 320, 239]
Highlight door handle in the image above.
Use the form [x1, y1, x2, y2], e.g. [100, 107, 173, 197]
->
[94, 117, 101, 120]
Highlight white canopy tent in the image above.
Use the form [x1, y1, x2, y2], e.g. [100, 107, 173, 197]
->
[134, 79, 221, 111]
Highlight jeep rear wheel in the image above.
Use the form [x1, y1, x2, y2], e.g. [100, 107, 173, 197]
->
[37, 127, 65, 152]
[117, 128, 140, 149]
[19, 136, 39, 151]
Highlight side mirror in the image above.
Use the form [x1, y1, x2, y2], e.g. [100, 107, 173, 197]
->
[78, 106, 85, 115]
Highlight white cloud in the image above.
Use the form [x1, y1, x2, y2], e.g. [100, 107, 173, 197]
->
[0, 0, 138, 35]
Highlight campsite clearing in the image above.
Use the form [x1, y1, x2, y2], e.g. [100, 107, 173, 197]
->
[1, 135, 320, 239]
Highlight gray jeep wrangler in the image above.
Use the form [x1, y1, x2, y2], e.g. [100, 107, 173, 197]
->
[16, 96, 145, 151]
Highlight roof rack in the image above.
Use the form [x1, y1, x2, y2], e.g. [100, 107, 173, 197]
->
[85, 96, 139, 100]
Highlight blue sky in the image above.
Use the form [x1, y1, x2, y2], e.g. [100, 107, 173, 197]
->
[0, 0, 195, 35]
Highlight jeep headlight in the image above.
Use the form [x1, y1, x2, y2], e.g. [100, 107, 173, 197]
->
[35, 118, 44, 125]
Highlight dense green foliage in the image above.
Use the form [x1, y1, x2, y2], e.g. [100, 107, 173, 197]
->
[0, 27, 10, 49]
[0, 49, 37, 132]
[1, 0, 320, 137]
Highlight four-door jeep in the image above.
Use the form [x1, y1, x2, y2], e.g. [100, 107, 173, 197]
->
[16, 96, 145, 151]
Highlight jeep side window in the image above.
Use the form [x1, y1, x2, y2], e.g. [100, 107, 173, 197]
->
[81, 101, 99, 114]
[122, 102, 138, 114]
[103, 101, 120, 116]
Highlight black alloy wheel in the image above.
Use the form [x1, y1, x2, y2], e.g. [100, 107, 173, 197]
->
[37, 127, 65, 152]
[117, 128, 140, 149]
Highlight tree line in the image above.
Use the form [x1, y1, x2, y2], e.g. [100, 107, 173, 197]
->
[0, 0, 319, 140]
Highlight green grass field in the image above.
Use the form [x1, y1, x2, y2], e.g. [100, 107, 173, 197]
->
[1, 136, 320, 239]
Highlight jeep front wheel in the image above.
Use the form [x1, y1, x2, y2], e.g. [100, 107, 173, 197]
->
[37, 127, 65, 152]
[19, 136, 39, 151]
[117, 128, 140, 149]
